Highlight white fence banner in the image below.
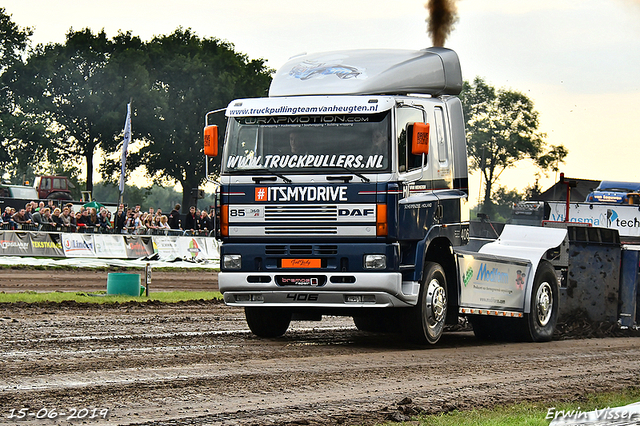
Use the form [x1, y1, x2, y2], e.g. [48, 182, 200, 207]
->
[94, 234, 128, 258]
[62, 233, 96, 257]
[176, 236, 211, 261]
[1, 230, 220, 262]
[153, 236, 181, 260]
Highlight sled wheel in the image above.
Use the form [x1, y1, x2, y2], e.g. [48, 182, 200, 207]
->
[523, 261, 558, 342]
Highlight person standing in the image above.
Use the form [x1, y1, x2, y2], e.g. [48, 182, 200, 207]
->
[51, 208, 63, 228]
[168, 204, 181, 230]
[3, 207, 16, 229]
[200, 210, 213, 233]
[24, 203, 34, 223]
[114, 204, 127, 234]
[98, 209, 112, 232]
[32, 207, 52, 228]
[60, 206, 75, 231]
[12, 208, 32, 229]
[184, 206, 199, 233]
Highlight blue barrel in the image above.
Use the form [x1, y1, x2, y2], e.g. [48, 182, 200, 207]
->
[107, 273, 141, 296]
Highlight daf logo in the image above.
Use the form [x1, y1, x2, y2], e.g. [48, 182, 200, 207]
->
[338, 208, 374, 217]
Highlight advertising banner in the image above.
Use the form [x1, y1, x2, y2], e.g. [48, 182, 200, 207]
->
[0, 231, 32, 256]
[62, 233, 96, 257]
[176, 236, 210, 261]
[124, 236, 154, 258]
[153, 236, 181, 260]
[93, 235, 128, 258]
[548, 202, 640, 238]
[0, 230, 219, 261]
[457, 254, 531, 311]
[30, 232, 65, 257]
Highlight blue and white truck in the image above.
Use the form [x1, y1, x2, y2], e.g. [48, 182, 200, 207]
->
[586, 181, 640, 205]
[203, 47, 573, 344]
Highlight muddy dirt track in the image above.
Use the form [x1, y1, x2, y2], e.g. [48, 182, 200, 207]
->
[0, 268, 219, 293]
[1, 268, 640, 425]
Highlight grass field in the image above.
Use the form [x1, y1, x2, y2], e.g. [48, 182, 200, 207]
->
[407, 387, 640, 426]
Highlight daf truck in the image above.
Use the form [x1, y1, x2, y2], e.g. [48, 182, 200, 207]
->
[203, 48, 568, 344]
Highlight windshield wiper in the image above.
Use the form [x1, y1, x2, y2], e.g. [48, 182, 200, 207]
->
[325, 167, 370, 183]
[242, 168, 292, 184]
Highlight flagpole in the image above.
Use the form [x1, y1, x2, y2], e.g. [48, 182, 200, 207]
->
[118, 99, 132, 208]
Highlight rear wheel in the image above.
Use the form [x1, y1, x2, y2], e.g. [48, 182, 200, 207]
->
[244, 307, 292, 338]
[403, 261, 448, 344]
[523, 261, 558, 342]
[47, 191, 72, 200]
[469, 315, 498, 340]
[469, 315, 519, 341]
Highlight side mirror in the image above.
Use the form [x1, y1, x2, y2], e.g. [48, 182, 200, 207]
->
[204, 125, 218, 157]
[410, 122, 430, 156]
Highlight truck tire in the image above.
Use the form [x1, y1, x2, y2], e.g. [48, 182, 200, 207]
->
[469, 315, 519, 341]
[244, 307, 291, 338]
[353, 311, 399, 333]
[469, 315, 499, 340]
[47, 192, 72, 200]
[403, 261, 447, 344]
[353, 315, 384, 332]
[523, 261, 558, 342]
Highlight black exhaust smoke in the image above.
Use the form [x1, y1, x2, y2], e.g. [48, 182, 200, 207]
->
[425, 0, 459, 47]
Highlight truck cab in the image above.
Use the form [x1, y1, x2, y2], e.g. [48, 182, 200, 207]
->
[586, 181, 640, 205]
[33, 176, 74, 200]
[205, 48, 565, 344]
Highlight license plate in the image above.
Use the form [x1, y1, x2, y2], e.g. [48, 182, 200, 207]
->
[281, 259, 321, 268]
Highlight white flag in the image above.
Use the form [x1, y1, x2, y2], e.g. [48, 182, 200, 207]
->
[119, 103, 131, 194]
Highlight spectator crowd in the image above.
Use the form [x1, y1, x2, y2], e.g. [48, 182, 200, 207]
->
[1, 202, 216, 236]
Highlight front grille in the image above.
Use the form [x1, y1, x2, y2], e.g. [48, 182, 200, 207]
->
[264, 205, 337, 222]
[317, 245, 338, 255]
[265, 245, 286, 255]
[265, 245, 340, 255]
[265, 226, 338, 235]
[290, 245, 313, 255]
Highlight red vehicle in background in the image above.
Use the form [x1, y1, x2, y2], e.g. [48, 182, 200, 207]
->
[33, 176, 74, 200]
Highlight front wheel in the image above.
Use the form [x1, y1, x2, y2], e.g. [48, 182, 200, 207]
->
[523, 261, 558, 342]
[353, 310, 400, 333]
[403, 261, 448, 345]
[244, 307, 292, 338]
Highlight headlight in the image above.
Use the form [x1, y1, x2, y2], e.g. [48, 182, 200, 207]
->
[223, 254, 242, 270]
[364, 254, 386, 269]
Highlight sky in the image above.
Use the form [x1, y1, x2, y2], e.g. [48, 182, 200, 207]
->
[3, 0, 640, 203]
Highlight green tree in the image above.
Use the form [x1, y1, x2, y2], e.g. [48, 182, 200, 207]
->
[6, 28, 151, 193]
[0, 8, 46, 180]
[92, 181, 150, 206]
[110, 28, 272, 209]
[459, 77, 568, 212]
[491, 185, 523, 222]
[0, 8, 32, 72]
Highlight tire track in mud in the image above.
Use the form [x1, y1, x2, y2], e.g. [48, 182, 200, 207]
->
[1, 304, 640, 425]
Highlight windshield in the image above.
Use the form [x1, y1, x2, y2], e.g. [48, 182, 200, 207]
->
[222, 111, 391, 174]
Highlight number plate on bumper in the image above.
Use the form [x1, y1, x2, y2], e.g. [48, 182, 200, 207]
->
[276, 276, 327, 286]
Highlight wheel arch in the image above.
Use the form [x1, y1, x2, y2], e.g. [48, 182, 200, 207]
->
[422, 236, 459, 324]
